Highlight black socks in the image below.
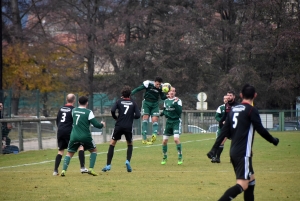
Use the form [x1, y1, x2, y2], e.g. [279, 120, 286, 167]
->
[78, 150, 85, 168]
[54, 154, 62, 171]
[127, 145, 133, 162]
[244, 180, 255, 201]
[216, 145, 224, 158]
[218, 184, 243, 201]
[107, 145, 115, 165]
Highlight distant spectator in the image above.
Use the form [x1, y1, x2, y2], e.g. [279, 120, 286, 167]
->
[1, 102, 12, 148]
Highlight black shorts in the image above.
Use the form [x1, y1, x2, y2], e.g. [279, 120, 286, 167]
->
[231, 156, 254, 180]
[57, 133, 70, 150]
[111, 127, 133, 142]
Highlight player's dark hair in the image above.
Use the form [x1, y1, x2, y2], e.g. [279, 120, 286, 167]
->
[227, 90, 235, 96]
[78, 96, 88, 105]
[155, 76, 163, 83]
[122, 85, 131, 98]
[241, 84, 255, 99]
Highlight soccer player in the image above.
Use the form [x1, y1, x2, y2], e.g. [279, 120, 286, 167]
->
[210, 90, 238, 163]
[60, 96, 105, 176]
[102, 86, 141, 172]
[53, 94, 87, 176]
[131, 77, 168, 145]
[160, 87, 183, 165]
[209, 95, 228, 163]
[206, 84, 279, 201]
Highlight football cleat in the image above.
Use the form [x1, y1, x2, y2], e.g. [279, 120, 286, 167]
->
[53, 171, 59, 176]
[206, 151, 214, 159]
[142, 140, 153, 145]
[178, 158, 183, 165]
[80, 168, 89, 174]
[102, 165, 111, 172]
[151, 134, 157, 142]
[211, 157, 220, 163]
[125, 160, 132, 172]
[161, 158, 167, 165]
[215, 157, 221, 163]
[60, 170, 66, 177]
[88, 168, 98, 176]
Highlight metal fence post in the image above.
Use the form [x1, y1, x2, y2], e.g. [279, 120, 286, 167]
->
[182, 111, 188, 133]
[8, 89, 12, 118]
[279, 111, 284, 131]
[18, 121, 24, 151]
[36, 89, 40, 117]
[37, 121, 42, 149]
[102, 116, 107, 143]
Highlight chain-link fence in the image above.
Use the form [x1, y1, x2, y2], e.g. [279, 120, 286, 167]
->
[0, 89, 117, 118]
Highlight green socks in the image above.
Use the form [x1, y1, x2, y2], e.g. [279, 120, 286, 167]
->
[162, 145, 168, 159]
[63, 155, 71, 171]
[142, 120, 148, 140]
[177, 144, 182, 159]
[89, 152, 97, 169]
[152, 122, 158, 135]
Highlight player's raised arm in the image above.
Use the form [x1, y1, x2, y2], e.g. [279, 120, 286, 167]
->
[131, 83, 146, 95]
[250, 107, 279, 145]
[90, 112, 105, 129]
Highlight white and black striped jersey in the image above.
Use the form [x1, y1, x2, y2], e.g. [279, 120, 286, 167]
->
[214, 102, 276, 158]
[111, 98, 141, 128]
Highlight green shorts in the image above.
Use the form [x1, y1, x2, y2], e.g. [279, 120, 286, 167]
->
[142, 100, 160, 116]
[163, 120, 181, 136]
[67, 136, 96, 152]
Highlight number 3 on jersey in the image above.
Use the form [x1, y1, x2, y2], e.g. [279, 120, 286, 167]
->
[232, 113, 239, 128]
[61, 112, 66, 122]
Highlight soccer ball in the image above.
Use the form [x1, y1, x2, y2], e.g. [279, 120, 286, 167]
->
[162, 83, 171, 93]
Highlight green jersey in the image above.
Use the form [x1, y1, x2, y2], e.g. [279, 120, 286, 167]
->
[162, 98, 182, 121]
[131, 80, 167, 102]
[70, 107, 103, 141]
[215, 104, 225, 123]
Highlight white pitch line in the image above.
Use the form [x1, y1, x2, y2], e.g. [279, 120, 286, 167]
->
[0, 138, 215, 170]
[0, 170, 299, 174]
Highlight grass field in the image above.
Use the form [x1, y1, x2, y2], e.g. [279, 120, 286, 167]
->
[1, 132, 300, 201]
